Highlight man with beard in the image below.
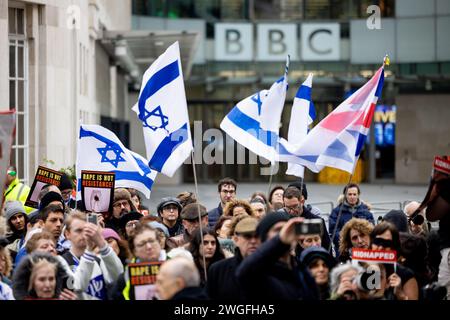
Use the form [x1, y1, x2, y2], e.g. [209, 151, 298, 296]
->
[106, 188, 137, 232]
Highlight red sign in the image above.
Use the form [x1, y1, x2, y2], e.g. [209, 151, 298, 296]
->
[352, 248, 397, 264]
[433, 156, 450, 175]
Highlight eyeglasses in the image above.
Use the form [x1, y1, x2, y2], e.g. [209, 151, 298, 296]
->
[221, 190, 236, 195]
[285, 205, 301, 213]
[113, 200, 129, 209]
[135, 238, 159, 248]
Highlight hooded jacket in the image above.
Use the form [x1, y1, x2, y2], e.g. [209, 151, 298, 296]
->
[12, 252, 68, 300]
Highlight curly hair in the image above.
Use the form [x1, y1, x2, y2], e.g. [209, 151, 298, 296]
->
[339, 218, 374, 256]
[176, 191, 198, 208]
[227, 213, 251, 237]
[0, 246, 13, 278]
[223, 199, 254, 218]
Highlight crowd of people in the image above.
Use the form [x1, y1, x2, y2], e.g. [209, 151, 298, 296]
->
[1, 165, 449, 301]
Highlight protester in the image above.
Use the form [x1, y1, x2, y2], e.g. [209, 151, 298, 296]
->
[128, 189, 149, 216]
[300, 246, 336, 299]
[155, 257, 206, 300]
[40, 204, 68, 253]
[404, 201, 429, 236]
[329, 183, 375, 255]
[166, 203, 208, 250]
[188, 228, 225, 287]
[281, 186, 331, 254]
[3, 166, 33, 213]
[0, 238, 13, 286]
[288, 180, 322, 216]
[223, 199, 254, 218]
[112, 224, 166, 300]
[118, 211, 144, 240]
[250, 191, 269, 208]
[61, 211, 124, 300]
[213, 215, 235, 256]
[370, 221, 419, 300]
[268, 185, 284, 210]
[207, 217, 260, 300]
[39, 191, 65, 211]
[338, 218, 374, 262]
[208, 178, 237, 228]
[12, 252, 76, 300]
[3, 201, 28, 259]
[59, 173, 76, 209]
[383, 209, 409, 233]
[106, 188, 138, 232]
[102, 228, 132, 266]
[157, 197, 184, 237]
[236, 213, 319, 300]
[249, 198, 267, 220]
[329, 261, 364, 300]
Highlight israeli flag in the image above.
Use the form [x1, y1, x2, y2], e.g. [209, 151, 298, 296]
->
[76, 124, 157, 199]
[132, 41, 193, 177]
[283, 73, 316, 177]
[220, 57, 290, 163]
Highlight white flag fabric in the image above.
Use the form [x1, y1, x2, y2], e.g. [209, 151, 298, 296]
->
[132, 41, 193, 177]
[76, 124, 157, 199]
[259, 56, 289, 134]
[284, 73, 315, 177]
[220, 57, 290, 163]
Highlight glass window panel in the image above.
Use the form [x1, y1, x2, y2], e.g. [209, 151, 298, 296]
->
[10, 147, 17, 169]
[18, 114, 25, 146]
[18, 46, 24, 78]
[17, 9, 24, 35]
[9, 80, 15, 110]
[8, 8, 16, 34]
[9, 45, 15, 77]
[17, 81, 24, 112]
[18, 148, 24, 180]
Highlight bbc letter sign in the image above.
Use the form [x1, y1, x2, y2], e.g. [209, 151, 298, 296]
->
[215, 23, 253, 61]
[257, 24, 298, 61]
[301, 23, 340, 61]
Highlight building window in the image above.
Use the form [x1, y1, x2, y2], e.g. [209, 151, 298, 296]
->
[8, 6, 29, 184]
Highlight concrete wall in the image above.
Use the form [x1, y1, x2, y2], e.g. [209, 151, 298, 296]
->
[396, 94, 450, 184]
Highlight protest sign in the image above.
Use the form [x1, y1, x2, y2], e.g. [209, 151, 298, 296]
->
[127, 261, 161, 300]
[80, 170, 115, 214]
[25, 166, 63, 208]
[352, 248, 397, 264]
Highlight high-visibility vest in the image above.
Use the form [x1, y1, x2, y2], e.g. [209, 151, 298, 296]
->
[3, 178, 34, 213]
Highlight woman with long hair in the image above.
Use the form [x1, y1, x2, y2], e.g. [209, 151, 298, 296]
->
[188, 228, 225, 287]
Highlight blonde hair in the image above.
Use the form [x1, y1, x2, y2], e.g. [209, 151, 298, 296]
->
[28, 258, 57, 293]
[0, 246, 13, 278]
[64, 211, 86, 231]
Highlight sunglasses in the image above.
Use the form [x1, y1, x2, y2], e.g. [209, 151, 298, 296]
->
[372, 237, 394, 248]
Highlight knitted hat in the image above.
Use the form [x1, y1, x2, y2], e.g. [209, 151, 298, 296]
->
[4, 201, 27, 222]
[102, 228, 121, 242]
[39, 191, 65, 211]
[383, 210, 409, 233]
[59, 173, 73, 191]
[256, 211, 290, 242]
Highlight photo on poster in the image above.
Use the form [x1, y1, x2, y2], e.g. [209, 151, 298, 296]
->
[127, 262, 161, 300]
[80, 170, 115, 214]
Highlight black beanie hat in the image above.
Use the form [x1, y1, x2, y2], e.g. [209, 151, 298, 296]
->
[383, 210, 408, 233]
[256, 211, 290, 242]
[39, 191, 65, 211]
[59, 173, 73, 191]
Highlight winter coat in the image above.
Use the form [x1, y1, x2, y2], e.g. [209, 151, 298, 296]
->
[207, 203, 223, 229]
[12, 252, 68, 300]
[171, 287, 209, 300]
[235, 235, 320, 301]
[206, 249, 245, 300]
[329, 201, 375, 252]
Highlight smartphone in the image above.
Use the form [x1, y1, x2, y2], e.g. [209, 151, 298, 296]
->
[86, 213, 98, 225]
[294, 219, 323, 235]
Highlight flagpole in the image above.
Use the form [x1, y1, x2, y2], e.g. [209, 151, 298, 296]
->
[267, 163, 275, 200]
[190, 150, 208, 282]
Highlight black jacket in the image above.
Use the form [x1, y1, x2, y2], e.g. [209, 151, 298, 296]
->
[207, 203, 223, 229]
[171, 287, 209, 300]
[206, 250, 245, 300]
[235, 235, 319, 301]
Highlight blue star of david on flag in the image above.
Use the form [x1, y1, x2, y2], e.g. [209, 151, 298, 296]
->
[251, 92, 263, 116]
[141, 105, 169, 132]
[97, 143, 126, 168]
